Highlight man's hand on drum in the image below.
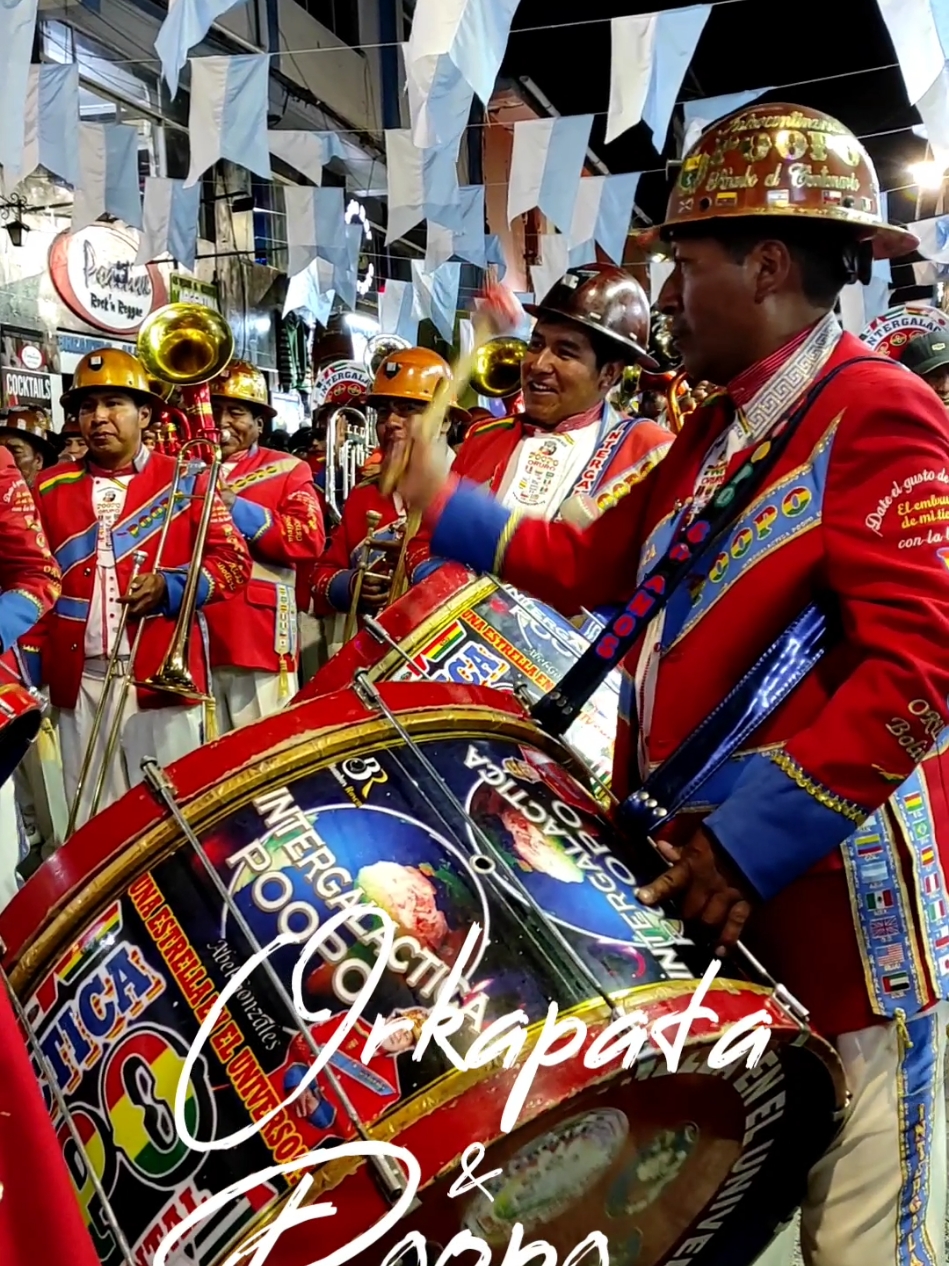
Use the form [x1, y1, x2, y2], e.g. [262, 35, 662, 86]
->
[636, 827, 756, 955]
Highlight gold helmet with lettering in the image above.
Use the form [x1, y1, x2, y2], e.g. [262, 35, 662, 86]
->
[635, 102, 919, 259]
[208, 359, 277, 419]
[60, 348, 166, 412]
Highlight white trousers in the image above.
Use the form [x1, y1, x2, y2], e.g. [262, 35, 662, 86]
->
[61, 660, 203, 830]
[12, 708, 67, 849]
[0, 779, 22, 911]
[211, 667, 289, 735]
[755, 1004, 949, 1266]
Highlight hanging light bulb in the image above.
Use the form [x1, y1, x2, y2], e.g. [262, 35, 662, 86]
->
[909, 160, 946, 191]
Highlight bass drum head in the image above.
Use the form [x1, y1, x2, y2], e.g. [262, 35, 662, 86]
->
[3, 684, 845, 1266]
[301, 565, 620, 787]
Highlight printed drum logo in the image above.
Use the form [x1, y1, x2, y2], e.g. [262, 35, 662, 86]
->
[708, 551, 729, 584]
[101, 1027, 212, 1187]
[58, 1107, 118, 1260]
[781, 486, 812, 518]
[730, 527, 753, 560]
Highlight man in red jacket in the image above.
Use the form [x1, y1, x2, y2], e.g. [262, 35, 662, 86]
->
[406, 265, 672, 583]
[207, 360, 324, 730]
[312, 347, 461, 649]
[399, 104, 946, 1266]
[25, 350, 251, 828]
[0, 445, 60, 904]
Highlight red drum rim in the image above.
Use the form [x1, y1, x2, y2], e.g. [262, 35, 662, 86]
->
[0, 683, 590, 992]
[297, 564, 486, 700]
[202, 982, 848, 1264]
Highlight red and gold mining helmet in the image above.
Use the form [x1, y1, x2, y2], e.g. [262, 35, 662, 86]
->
[209, 360, 277, 420]
[635, 102, 919, 259]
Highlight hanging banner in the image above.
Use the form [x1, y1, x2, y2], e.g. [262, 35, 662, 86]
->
[169, 273, 220, 310]
[48, 225, 167, 335]
[1, 328, 53, 409]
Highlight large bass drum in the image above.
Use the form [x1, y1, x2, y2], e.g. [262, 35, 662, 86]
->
[0, 683, 845, 1266]
[301, 563, 620, 786]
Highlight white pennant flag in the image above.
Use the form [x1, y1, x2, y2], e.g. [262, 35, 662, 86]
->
[567, 172, 641, 266]
[379, 278, 420, 345]
[4, 64, 79, 188]
[186, 55, 271, 187]
[385, 129, 461, 243]
[155, 0, 245, 99]
[878, 0, 949, 172]
[404, 0, 518, 147]
[284, 257, 335, 325]
[283, 186, 348, 278]
[607, 6, 711, 146]
[135, 177, 202, 270]
[268, 130, 345, 185]
[507, 115, 593, 234]
[0, 0, 39, 174]
[530, 234, 570, 308]
[73, 124, 143, 232]
[412, 260, 461, 343]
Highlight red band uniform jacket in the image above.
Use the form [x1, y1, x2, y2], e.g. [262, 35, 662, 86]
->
[424, 322, 949, 1036]
[406, 404, 673, 583]
[204, 444, 325, 681]
[311, 476, 402, 617]
[23, 449, 251, 709]
[0, 446, 60, 676]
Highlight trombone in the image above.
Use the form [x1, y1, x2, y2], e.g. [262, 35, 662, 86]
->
[65, 304, 234, 834]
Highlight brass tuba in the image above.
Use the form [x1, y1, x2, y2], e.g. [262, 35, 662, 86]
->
[364, 333, 412, 379]
[133, 304, 234, 700]
[470, 336, 527, 398]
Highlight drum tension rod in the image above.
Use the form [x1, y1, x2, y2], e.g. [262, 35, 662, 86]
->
[362, 616, 430, 679]
[139, 757, 412, 1206]
[352, 672, 624, 1021]
[0, 962, 139, 1266]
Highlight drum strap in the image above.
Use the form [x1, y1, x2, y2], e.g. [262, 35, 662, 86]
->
[619, 602, 831, 833]
[531, 355, 882, 738]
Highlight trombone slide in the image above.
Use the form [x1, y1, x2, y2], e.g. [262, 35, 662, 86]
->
[65, 549, 148, 838]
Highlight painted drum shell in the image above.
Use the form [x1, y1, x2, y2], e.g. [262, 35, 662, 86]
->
[1, 682, 846, 1266]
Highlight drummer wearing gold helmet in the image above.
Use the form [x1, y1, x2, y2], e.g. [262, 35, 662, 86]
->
[398, 103, 946, 1266]
[205, 361, 324, 731]
[24, 348, 250, 827]
[311, 347, 461, 646]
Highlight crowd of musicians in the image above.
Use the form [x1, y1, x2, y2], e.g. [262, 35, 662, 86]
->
[0, 261, 685, 906]
[9, 98, 949, 1266]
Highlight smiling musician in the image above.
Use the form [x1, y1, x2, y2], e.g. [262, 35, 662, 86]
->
[398, 103, 949, 1266]
[405, 265, 672, 585]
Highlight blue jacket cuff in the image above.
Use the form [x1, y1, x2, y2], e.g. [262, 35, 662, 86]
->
[0, 592, 42, 653]
[230, 496, 270, 542]
[411, 557, 447, 583]
[20, 649, 41, 687]
[328, 569, 355, 611]
[160, 570, 211, 617]
[705, 751, 868, 901]
[430, 480, 516, 575]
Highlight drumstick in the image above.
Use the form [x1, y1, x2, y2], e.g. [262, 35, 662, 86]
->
[383, 332, 491, 601]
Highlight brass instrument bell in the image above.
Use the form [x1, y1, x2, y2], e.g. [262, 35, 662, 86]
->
[137, 303, 235, 387]
[470, 336, 528, 398]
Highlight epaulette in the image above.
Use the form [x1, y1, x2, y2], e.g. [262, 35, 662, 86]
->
[36, 466, 84, 496]
[467, 415, 517, 438]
